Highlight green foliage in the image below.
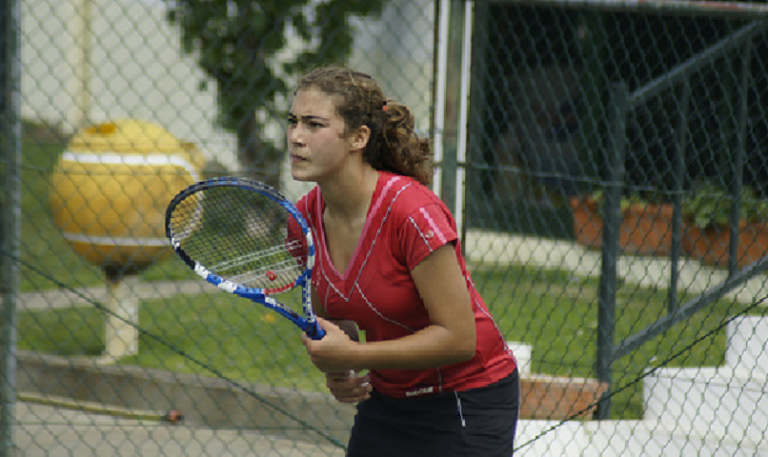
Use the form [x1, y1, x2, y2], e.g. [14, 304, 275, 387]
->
[682, 182, 768, 229]
[165, 0, 384, 182]
[586, 189, 646, 213]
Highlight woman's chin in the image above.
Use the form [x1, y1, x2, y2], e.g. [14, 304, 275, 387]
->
[291, 169, 312, 182]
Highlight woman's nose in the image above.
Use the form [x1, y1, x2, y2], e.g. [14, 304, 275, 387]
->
[288, 125, 304, 145]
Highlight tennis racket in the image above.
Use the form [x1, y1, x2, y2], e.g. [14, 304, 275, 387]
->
[165, 177, 325, 340]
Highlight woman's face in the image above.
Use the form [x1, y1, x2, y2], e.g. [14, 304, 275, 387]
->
[288, 88, 355, 184]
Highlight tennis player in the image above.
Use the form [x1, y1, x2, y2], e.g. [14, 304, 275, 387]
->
[292, 66, 519, 457]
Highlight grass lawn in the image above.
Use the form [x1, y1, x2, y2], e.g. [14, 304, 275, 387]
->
[17, 263, 763, 420]
[17, 287, 325, 391]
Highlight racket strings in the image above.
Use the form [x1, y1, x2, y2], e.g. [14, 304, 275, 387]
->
[210, 240, 299, 272]
[169, 186, 308, 291]
[220, 242, 304, 286]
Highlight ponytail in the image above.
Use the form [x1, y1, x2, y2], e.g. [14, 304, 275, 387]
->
[365, 101, 433, 186]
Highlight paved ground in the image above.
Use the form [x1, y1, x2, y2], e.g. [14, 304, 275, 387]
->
[12, 402, 344, 457]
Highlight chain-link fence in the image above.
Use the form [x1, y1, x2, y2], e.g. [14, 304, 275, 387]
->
[2, 0, 768, 455]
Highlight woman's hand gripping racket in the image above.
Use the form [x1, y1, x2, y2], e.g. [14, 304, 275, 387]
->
[165, 177, 324, 340]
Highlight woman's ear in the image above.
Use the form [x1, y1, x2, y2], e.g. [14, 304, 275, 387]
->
[349, 125, 371, 152]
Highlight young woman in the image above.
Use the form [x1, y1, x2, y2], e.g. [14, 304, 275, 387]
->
[290, 66, 519, 456]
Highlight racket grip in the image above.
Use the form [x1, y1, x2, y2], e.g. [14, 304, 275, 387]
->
[306, 323, 325, 340]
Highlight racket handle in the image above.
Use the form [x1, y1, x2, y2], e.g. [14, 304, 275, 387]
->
[306, 323, 325, 340]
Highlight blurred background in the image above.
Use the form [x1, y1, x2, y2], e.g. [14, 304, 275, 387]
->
[2, 0, 768, 455]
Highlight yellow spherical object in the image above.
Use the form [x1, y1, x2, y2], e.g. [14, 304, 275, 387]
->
[50, 119, 204, 271]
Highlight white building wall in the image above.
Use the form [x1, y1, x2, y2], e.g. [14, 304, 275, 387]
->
[21, 0, 436, 195]
[22, 0, 78, 127]
[283, 0, 436, 199]
[349, 0, 435, 133]
[22, 0, 238, 168]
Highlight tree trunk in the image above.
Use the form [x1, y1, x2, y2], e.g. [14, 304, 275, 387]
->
[237, 111, 283, 190]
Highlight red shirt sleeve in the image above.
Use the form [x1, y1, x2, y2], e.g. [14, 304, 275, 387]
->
[398, 203, 458, 270]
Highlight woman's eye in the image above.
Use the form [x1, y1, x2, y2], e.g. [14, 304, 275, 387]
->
[287, 117, 297, 126]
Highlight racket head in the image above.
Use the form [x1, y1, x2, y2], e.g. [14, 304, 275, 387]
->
[165, 177, 322, 338]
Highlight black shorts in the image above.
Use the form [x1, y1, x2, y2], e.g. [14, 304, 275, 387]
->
[346, 370, 520, 457]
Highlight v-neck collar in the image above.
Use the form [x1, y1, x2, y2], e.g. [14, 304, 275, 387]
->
[317, 172, 401, 282]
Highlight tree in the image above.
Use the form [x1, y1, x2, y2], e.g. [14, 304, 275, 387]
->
[166, 0, 384, 188]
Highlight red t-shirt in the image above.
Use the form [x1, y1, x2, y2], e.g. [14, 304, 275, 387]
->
[297, 171, 516, 398]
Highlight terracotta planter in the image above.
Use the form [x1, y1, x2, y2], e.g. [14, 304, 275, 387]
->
[681, 220, 768, 268]
[570, 196, 676, 256]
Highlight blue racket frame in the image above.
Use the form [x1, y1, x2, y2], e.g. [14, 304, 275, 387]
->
[165, 177, 324, 340]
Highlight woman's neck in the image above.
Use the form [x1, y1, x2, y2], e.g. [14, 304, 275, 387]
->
[320, 166, 379, 221]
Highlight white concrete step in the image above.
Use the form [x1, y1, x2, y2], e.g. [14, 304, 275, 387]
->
[510, 317, 768, 456]
[583, 419, 768, 457]
[726, 316, 768, 375]
[505, 341, 532, 377]
[511, 316, 768, 455]
[515, 419, 768, 457]
[644, 366, 768, 446]
[639, 316, 768, 453]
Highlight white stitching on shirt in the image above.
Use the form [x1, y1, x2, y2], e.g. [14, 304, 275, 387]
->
[355, 282, 415, 332]
[320, 264, 348, 301]
[348, 183, 412, 291]
[408, 216, 434, 252]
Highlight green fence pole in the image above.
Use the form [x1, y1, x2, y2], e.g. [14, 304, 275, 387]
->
[577, 10, 609, 185]
[669, 80, 690, 315]
[595, 82, 628, 420]
[0, 0, 21, 454]
[728, 36, 752, 277]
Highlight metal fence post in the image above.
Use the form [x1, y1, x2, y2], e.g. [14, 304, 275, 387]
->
[595, 81, 628, 420]
[0, 0, 22, 453]
[728, 36, 752, 277]
[669, 80, 690, 315]
[438, 0, 466, 216]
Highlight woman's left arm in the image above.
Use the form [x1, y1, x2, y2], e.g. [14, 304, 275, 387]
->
[302, 244, 476, 373]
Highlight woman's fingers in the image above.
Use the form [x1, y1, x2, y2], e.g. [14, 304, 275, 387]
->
[325, 371, 372, 403]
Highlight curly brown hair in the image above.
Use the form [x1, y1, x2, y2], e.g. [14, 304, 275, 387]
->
[296, 66, 434, 186]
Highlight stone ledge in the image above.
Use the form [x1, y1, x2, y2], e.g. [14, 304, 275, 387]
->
[15, 351, 355, 446]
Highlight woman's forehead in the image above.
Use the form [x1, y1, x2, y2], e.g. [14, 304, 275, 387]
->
[291, 88, 338, 114]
